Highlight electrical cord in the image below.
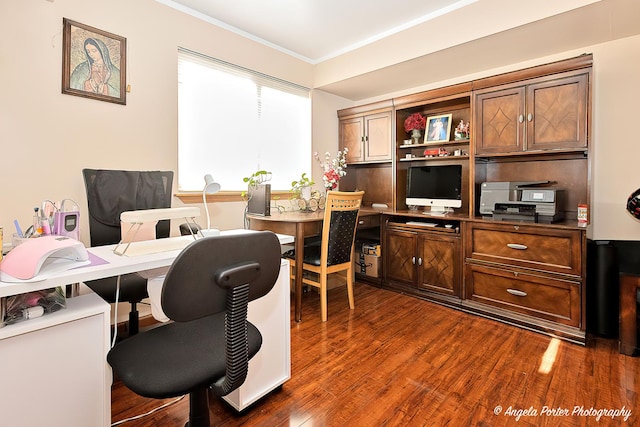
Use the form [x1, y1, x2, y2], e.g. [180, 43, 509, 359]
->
[111, 395, 185, 426]
[111, 275, 121, 349]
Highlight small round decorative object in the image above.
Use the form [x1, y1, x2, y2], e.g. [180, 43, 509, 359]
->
[308, 198, 318, 212]
[318, 195, 326, 210]
[298, 199, 307, 211]
[627, 188, 640, 220]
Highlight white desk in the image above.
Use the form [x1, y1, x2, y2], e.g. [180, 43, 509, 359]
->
[0, 231, 292, 426]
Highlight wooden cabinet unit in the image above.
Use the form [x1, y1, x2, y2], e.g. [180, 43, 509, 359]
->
[394, 86, 473, 216]
[342, 54, 592, 344]
[464, 263, 582, 329]
[338, 100, 394, 210]
[339, 101, 393, 164]
[384, 219, 461, 303]
[465, 222, 583, 276]
[475, 66, 589, 156]
[463, 221, 586, 343]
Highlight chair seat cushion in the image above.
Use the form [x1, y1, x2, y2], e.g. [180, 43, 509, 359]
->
[283, 244, 322, 266]
[85, 272, 149, 303]
[107, 312, 262, 399]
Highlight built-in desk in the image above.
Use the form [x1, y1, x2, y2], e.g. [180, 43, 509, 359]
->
[0, 292, 111, 426]
[0, 231, 292, 426]
[247, 210, 381, 321]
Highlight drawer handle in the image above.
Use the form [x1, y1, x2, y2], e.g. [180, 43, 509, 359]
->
[358, 220, 364, 225]
[507, 243, 528, 250]
[507, 289, 528, 297]
[412, 256, 416, 265]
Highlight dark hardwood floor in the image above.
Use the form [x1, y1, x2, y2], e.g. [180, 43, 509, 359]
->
[112, 282, 639, 426]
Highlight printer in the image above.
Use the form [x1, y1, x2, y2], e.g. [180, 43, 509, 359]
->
[480, 181, 565, 223]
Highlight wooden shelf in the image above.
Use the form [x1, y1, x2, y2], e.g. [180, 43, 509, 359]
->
[400, 155, 469, 162]
[399, 139, 469, 149]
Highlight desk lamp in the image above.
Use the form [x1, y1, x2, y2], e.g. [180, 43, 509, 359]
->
[202, 174, 221, 236]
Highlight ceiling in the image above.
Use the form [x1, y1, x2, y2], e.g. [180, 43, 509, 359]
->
[158, 0, 640, 101]
[158, 0, 475, 63]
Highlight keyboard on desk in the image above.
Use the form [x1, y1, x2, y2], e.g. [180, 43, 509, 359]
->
[405, 221, 438, 227]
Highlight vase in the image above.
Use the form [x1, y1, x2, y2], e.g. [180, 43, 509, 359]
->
[411, 129, 422, 144]
[301, 186, 312, 200]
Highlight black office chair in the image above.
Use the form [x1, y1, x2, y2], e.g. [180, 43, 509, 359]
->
[285, 190, 364, 321]
[83, 169, 174, 336]
[107, 231, 281, 427]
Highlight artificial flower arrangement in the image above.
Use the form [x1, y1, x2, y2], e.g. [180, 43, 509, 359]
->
[404, 113, 427, 132]
[315, 148, 348, 191]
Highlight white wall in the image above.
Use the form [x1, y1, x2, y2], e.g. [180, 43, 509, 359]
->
[1, 0, 638, 249]
[589, 35, 640, 240]
[0, 0, 324, 244]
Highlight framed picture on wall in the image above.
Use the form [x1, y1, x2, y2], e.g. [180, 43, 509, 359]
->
[62, 18, 127, 105]
[425, 113, 452, 143]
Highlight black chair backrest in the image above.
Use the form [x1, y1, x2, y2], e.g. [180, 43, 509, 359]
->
[323, 191, 363, 266]
[327, 209, 360, 265]
[83, 169, 173, 247]
[161, 231, 281, 322]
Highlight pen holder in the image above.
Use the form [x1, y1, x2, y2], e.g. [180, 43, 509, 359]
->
[12, 233, 29, 249]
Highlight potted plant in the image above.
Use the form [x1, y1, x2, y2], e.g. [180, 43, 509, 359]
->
[241, 170, 272, 200]
[290, 173, 314, 200]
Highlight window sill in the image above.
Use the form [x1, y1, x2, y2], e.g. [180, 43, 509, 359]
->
[176, 191, 292, 204]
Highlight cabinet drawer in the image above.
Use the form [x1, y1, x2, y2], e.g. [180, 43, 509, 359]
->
[466, 223, 582, 276]
[465, 264, 581, 327]
[358, 214, 380, 229]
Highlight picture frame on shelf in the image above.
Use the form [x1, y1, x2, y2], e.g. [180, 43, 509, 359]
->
[425, 113, 452, 143]
[62, 18, 127, 105]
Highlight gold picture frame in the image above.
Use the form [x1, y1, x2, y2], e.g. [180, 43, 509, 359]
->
[62, 18, 126, 105]
[425, 113, 452, 143]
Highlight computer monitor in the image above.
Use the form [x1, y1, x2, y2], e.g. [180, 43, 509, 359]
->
[406, 164, 462, 214]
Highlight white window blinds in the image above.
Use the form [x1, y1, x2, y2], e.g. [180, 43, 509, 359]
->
[177, 48, 311, 192]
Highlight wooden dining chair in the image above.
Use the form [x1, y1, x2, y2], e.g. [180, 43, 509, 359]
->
[286, 190, 364, 321]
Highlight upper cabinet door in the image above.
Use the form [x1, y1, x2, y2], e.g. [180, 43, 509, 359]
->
[475, 71, 589, 156]
[364, 111, 392, 162]
[339, 117, 364, 163]
[475, 86, 525, 155]
[526, 74, 588, 151]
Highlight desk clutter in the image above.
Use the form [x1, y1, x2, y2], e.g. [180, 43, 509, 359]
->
[12, 199, 80, 243]
[0, 235, 88, 327]
[1, 287, 66, 327]
[1, 198, 83, 328]
[0, 235, 89, 282]
[355, 242, 381, 278]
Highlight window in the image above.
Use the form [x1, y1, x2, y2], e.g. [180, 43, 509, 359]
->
[178, 48, 311, 192]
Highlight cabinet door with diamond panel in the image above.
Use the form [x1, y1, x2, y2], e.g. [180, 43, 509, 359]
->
[417, 234, 460, 297]
[475, 86, 525, 155]
[384, 228, 417, 286]
[339, 117, 364, 163]
[526, 74, 588, 151]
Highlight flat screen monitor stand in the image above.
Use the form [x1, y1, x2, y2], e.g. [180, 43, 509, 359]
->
[425, 206, 453, 216]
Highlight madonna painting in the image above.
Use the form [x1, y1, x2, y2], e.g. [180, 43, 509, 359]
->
[62, 19, 126, 105]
